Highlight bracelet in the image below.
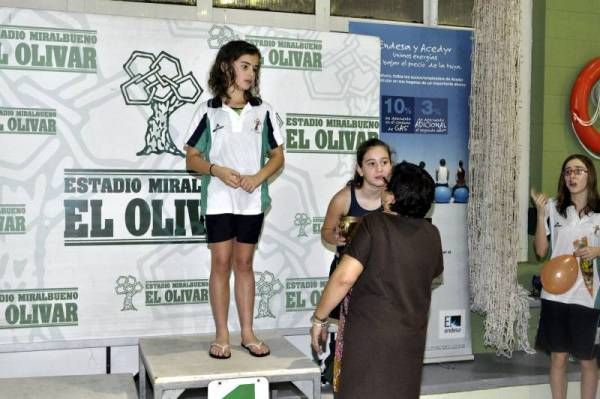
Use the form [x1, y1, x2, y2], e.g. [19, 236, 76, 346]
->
[310, 313, 329, 328]
[209, 163, 215, 176]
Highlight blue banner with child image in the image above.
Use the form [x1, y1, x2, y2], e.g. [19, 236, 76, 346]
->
[350, 22, 471, 198]
[350, 21, 473, 363]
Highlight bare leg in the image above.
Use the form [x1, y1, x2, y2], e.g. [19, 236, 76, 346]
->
[549, 352, 568, 399]
[209, 240, 234, 357]
[233, 240, 269, 355]
[580, 358, 598, 399]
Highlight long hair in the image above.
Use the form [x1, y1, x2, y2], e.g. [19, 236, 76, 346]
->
[208, 40, 261, 102]
[556, 154, 600, 217]
[349, 138, 392, 188]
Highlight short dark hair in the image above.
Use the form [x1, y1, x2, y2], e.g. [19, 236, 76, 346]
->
[387, 162, 434, 218]
[208, 40, 261, 102]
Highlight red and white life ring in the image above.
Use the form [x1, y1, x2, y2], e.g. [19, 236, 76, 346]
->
[570, 57, 600, 156]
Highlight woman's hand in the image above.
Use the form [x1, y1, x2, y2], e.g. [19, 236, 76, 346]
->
[310, 324, 327, 355]
[530, 188, 548, 216]
[574, 246, 600, 261]
[213, 165, 240, 188]
[321, 224, 347, 247]
[382, 190, 395, 213]
[333, 225, 347, 246]
[240, 174, 262, 193]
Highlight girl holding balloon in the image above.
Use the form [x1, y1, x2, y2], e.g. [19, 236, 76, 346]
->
[531, 153, 600, 399]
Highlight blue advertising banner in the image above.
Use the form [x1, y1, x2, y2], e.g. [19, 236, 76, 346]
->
[351, 22, 471, 182]
[350, 22, 473, 362]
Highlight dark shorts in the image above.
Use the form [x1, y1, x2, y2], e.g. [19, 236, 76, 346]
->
[535, 299, 600, 360]
[205, 213, 264, 244]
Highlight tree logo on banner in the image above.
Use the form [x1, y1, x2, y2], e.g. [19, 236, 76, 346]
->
[207, 25, 238, 49]
[255, 271, 283, 319]
[120, 51, 203, 157]
[115, 275, 143, 311]
[294, 213, 311, 237]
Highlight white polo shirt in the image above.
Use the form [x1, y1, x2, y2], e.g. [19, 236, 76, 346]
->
[541, 198, 600, 308]
[185, 96, 283, 215]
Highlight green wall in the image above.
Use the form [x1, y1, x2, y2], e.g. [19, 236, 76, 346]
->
[531, 0, 600, 196]
[528, 0, 600, 261]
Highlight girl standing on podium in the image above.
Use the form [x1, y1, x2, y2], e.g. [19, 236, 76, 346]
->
[319, 138, 392, 388]
[531, 154, 600, 399]
[185, 40, 284, 359]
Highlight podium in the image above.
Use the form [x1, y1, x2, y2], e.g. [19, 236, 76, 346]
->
[138, 331, 321, 399]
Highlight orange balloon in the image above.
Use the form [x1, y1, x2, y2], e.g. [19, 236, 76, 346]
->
[540, 255, 579, 295]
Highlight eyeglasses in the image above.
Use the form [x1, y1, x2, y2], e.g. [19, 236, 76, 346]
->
[563, 168, 588, 177]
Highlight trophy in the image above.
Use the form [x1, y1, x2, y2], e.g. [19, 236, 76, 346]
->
[338, 216, 362, 243]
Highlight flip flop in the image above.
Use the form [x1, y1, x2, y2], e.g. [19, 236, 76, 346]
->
[209, 342, 231, 359]
[241, 340, 270, 357]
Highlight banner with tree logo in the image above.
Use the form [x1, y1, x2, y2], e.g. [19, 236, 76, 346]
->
[0, 8, 380, 346]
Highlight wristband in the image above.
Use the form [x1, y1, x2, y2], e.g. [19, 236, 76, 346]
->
[209, 163, 215, 176]
[310, 313, 329, 328]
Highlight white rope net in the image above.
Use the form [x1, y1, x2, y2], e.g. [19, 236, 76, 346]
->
[468, 0, 534, 357]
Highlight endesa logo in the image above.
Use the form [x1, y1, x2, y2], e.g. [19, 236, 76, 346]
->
[439, 309, 465, 339]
